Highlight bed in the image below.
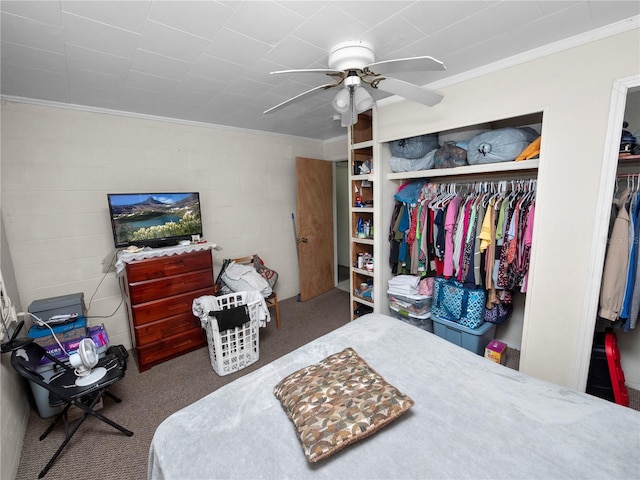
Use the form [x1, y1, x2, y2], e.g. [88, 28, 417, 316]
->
[148, 313, 640, 479]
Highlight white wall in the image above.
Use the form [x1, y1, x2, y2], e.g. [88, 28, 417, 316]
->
[0, 103, 326, 351]
[0, 216, 29, 480]
[377, 28, 640, 389]
[1, 103, 339, 480]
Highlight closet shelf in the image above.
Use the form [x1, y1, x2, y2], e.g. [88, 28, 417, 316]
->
[619, 154, 640, 162]
[352, 237, 374, 246]
[387, 158, 539, 180]
[353, 140, 374, 149]
[353, 296, 374, 307]
[352, 267, 374, 277]
[351, 207, 374, 213]
[352, 174, 374, 181]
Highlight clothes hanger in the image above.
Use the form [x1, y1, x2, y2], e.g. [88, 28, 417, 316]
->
[510, 181, 522, 208]
[493, 180, 507, 209]
[521, 179, 536, 204]
[434, 182, 457, 209]
[483, 181, 500, 207]
[427, 183, 446, 209]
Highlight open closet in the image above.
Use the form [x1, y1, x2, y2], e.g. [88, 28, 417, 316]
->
[589, 83, 640, 402]
[376, 112, 543, 364]
[344, 27, 638, 393]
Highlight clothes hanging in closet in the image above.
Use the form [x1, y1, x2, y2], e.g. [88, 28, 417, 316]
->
[388, 180, 536, 308]
[599, 180, 640, 331]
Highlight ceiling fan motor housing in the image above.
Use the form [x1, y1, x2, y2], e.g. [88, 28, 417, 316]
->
[328, 40, 375, 71]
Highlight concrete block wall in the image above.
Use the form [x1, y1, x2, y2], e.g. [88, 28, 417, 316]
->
[1, 102, 326, 350]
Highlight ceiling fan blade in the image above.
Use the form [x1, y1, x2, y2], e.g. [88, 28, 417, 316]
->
[375, 77, 444, 107]
[263, 83, 336, 114]
[270, 68, 342, 75]
[366, 56, 445, 75]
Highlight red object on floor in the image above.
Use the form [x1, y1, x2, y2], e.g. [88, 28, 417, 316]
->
[604, 330, 629, 407]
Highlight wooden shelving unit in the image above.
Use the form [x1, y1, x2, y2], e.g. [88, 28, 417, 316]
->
[348, 110, 376, 320]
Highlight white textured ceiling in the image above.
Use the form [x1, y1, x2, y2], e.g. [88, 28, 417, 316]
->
[1, 1, 639, 140]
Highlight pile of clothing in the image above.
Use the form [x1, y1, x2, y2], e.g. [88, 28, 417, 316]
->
[220, 261, 272, 297]
[388, 275, 420, 296]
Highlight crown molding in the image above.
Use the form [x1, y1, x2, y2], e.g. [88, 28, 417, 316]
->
[378, 15, 640, 107]
[0, 95, 324, 144]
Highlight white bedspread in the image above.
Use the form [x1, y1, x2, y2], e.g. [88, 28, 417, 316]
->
[148, 313, 640, 480]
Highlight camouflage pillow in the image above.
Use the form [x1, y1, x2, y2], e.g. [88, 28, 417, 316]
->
[273, 348, 414, 462]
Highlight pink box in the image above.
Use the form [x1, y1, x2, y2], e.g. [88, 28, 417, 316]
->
[485, 340, 507, 365]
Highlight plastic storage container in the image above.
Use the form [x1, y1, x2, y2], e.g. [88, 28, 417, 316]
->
[28, 293, 86, 323]
[387, 291, 432, 316]
[27, 316, 87, 348]
[431, 316, 496, 355]
[30, 362, 64, 418]
[201, 292, 261, 376]
[389, 306, 433, 333]
[26, 323, 109, 418]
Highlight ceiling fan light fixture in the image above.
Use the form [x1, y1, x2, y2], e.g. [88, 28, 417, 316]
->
[354, 86, 374, 113]
[328, 40, 375, 71]
[331, 88, 351, 113]
[341, 111, 356, 128]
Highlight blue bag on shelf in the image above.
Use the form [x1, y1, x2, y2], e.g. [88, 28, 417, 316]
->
[467, 127, 539, 165]
[390, 134, 439, 159]
[431, 276, 486, 329]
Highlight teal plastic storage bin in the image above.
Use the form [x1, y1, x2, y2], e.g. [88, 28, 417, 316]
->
[431, 315, 496, 355]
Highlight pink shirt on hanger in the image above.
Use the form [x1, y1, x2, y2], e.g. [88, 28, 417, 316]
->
[443, 196, 461, 277]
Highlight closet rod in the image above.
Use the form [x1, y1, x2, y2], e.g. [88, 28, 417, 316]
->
[424, 178, 537, 191]
[424, 170, 537, 184]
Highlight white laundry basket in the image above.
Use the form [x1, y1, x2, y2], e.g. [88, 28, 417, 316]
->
[201, 292, 261, 376]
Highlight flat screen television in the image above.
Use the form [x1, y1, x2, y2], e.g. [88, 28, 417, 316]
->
[107, 192, 203, 248]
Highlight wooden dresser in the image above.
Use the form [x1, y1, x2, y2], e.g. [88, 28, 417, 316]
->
[121, 249, 214, 372]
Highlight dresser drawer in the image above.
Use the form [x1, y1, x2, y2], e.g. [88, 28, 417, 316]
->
[125, 250, 212, 283]
[131, 286, 214, 326]
[128, 269, 214, 304]
[134, 312, 202, 345]
[136, 328, 206, 372]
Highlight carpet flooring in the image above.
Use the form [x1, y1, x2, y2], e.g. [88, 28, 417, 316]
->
[14, 289, 640, 479]
[15, 288, 351, 480]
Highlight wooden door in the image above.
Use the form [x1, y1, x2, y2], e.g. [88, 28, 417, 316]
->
[296, 157, 335, 301]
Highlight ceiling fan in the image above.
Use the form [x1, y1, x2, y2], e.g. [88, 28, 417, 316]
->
[263, 40, 446, 127]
